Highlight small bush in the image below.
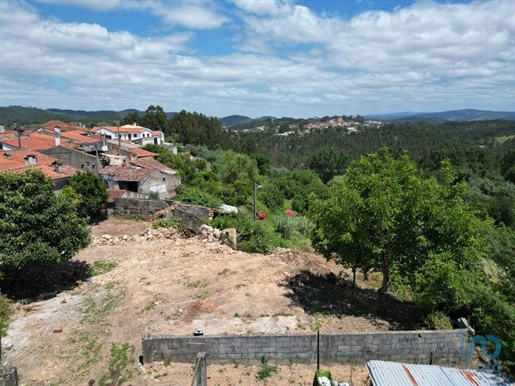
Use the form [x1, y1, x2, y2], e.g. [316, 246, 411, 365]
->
[148, 191, 160, 200]
[256, 356, 278, 380]
[274, 215, 314, 239]
[153, 218, 180, 229]
[0, 294, 12, 338]
[174, 186, 222, 208]
[424, 311, 453, 330]
[210, 212, 277, 254]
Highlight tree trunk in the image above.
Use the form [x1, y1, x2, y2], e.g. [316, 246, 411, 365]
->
[352, 267, 357, 288]
[378, 256, 390, 298]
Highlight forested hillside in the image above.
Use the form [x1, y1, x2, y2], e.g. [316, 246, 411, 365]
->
[135, 108, 514, 373]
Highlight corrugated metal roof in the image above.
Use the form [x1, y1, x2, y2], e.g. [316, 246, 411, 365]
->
[366, 361, 514, 386]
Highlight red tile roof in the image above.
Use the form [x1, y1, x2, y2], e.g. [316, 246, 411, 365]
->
[39, 120, 83, 131]
[128, 157, 176, 174]
[100, 166, 150, 181]
[0, 149, 78, 179]
[130, 148, 158, 158]
[1, 138, 53, 150]
[60, 131, 100, 143]
[106, 188, 127, 203]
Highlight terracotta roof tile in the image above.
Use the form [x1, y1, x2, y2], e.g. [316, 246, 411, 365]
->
[106, 188, 127, 203]
[1, 138, 53, 150]
[39, 120, 83, 131]
[100, 166, 150, 181]
[130, 148, 158, 157]
[128, 157, 176, 174]
[0, 149, 79, 179]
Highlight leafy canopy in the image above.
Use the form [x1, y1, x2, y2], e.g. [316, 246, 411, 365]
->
[0, 170, 91, 271]
[309, 148, 491, 301]
[64, 171, 109, 220]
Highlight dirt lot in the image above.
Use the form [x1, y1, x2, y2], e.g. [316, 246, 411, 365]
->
[2, 218, 410, 386]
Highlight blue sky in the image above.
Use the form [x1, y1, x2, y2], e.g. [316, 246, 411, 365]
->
[0, 0, 514, 118]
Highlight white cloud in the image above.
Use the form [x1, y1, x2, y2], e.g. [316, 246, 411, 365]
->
[35, 0, 122, 11]
[35, 0, 229, 29]
[229, 0, 290, 16]
[0, 0, 514, 117]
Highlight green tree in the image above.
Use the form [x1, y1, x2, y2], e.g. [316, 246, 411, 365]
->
[120, 111, 141, 126]
[65, 171, 109, 220]
[0, 170, 91, 273]
[309, 148, 490, 301]
[307, 147, 350, 184]
[214, 150, 258, 184]
[140, 105, 167, 131]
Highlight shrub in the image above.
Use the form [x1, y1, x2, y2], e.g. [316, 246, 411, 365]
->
[424, 311, 453, 330]
[153, 218, 180, 229]
[174, 186, 222, 208]
[274, 215, 314, 239]
[210, 212, 276, 254]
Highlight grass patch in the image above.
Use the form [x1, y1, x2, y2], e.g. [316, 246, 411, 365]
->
[153, 218, 180, 229]
[80, 284, 125, 325]
[272, 312, 293, 317]
[99, 343, 135, 386]
[256, 356, 278, 380]
[186, 280, 208, 289]
[143, 301, 156, 311]
[90, 261, 117, 277]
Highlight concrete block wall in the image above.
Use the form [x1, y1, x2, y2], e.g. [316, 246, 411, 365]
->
[142, 329, 466, 364]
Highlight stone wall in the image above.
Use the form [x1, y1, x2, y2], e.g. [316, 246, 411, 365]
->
[142, 329, 467, 365]
[113, 197, 170, 221]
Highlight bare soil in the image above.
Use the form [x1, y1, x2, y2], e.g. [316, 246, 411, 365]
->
[2, 218, 415, 386]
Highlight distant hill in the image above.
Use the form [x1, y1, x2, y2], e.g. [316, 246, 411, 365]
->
[367, 109, 515, 122]
[219, 115, 252, 127]
[0, 106, 176, 127]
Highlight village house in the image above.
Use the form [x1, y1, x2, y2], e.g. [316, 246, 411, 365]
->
[92, 123, 164, 145]
[99, 165, 180, 200]
[0, 149, 79, 191]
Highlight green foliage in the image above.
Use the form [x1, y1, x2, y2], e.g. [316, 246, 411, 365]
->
[168, 110, 234, 150]
[152, 218, 180, 229]
[307, 146, 350, 184]
[0, 170, 91, 271]
[90, 261, 117, 277]
[257, 183, 284, 214]
[99, 343, 135, 386]
[274, 215, 314, 239]
[309, 148, 491, 301]
[174, 186, 222, 208]
[275, 169, 328, 214]
[0, 294, 12, 338]
[215, 150, 259, 184]
[256, 356, 277, 380]
[67, 171, 109, 220]
[148, 191, 160, 200]
[210, 213, 277, 254]
[423, 311, 453, 330]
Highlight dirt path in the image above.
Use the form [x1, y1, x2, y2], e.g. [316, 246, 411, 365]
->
[3, 218, 394, 385]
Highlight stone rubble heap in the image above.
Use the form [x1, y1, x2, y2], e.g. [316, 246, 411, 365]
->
[90, 224, 234, 246]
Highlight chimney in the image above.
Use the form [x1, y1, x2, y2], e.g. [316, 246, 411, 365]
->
[24, 154, 37, 165]
[51, 160, 63, 173]
[54, 127, 61, 146]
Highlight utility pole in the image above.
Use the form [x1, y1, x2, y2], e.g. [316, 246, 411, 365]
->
[13, 120, 23, 149]
[253, 182, 262, 221]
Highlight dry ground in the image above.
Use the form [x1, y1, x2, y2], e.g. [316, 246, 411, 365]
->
[2, 218, 413, 386]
